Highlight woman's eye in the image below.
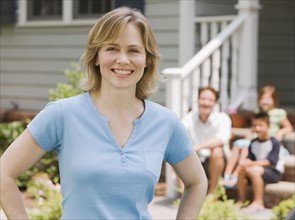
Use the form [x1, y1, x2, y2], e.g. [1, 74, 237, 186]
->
[130, 49, 139, 53]
[107, 47, 117, 51]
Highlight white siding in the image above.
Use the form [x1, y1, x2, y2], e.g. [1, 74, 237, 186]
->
[0, 0, 179, 111]
[0, 25, 90, 110]
[144, 0, 180, 106]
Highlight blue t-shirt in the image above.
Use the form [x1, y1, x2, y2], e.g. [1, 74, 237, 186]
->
[27, 92, 192, 219]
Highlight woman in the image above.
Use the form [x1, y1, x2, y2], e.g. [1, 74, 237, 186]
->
[0, 7, 207, 219]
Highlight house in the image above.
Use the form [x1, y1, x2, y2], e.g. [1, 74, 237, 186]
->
[0, 0, 294, 112]
[1, 0, 294, 199]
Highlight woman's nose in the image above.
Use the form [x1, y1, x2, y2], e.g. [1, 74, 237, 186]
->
[116, 53, 130, 65]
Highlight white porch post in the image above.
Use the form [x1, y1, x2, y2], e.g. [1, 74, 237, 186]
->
[179, 0, 195, 65]
[235, 0, 261, 110]
[164, 0, 196, 200]
[165, 70, 182, 199]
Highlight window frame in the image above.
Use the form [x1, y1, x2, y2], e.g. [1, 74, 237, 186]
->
[17, 0, 144, 27]
[17, 0, 104, 27]
[27, 0, 63, 21]
[73, 0, 114, 19]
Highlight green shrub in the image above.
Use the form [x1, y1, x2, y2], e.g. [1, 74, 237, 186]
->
[1, 63, 83, 189]
[272, 195, 295, 220]
[28, 173, 62, 220]
[0, 120, 27, 154]
[197, 185, 249, 220]
[0, 119, 60, 189]
[49, 63, 84, 101]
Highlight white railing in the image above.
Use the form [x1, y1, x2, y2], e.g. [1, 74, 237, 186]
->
[163, 0, 261, 120]
[163, 14, 246, 118]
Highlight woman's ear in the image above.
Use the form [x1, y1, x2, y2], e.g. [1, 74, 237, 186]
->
[95, 56, 99, 66]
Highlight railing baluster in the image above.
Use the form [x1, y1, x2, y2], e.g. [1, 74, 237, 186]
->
[201, 22, 209, 46]
[182, 77, 190, 116]
[210, 22, 220, 90]
[211, 49, 220, 90]
[192, 67, 200, 112]
[231, 31, 239, 105]
[220, 21, 230, 111]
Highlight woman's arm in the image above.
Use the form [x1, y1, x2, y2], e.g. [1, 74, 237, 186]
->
[0, 129, 46, 219]
[172, 151, 208, 219]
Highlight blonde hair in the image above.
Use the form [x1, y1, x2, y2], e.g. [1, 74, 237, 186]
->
[81, 7, 161, 99]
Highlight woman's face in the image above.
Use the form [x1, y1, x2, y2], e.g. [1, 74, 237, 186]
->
[96, 23, 147, 93]
[258, 92, 274, 112]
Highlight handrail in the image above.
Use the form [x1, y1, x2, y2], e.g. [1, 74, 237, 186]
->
[194, 15, 236, 23]
[162, 14, 247, 79]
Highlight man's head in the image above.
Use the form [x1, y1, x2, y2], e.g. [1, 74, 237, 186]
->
[197, 86, 219, 118]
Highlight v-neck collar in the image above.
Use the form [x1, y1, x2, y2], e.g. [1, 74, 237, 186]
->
[85, 92, 147, 149]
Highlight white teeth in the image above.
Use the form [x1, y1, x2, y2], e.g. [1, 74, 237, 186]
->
[113, 69, 132, 75]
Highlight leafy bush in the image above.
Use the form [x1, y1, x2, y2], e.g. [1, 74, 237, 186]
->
[28, 173, 62, 220]
[197, 185, 249, 220]
[0, 120, 27, 154]
[49, 63, 84, 101]
[0, 120, 60, 189]
[272, 195, 295, 220]
[1, 63, 83, 189]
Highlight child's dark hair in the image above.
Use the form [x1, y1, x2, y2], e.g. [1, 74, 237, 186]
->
[253, 112, 270, 124]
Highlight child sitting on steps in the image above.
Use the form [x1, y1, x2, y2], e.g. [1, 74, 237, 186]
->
[222, 85, 293, 188]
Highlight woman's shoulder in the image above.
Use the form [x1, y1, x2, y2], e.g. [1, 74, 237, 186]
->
[51, 93, 87, 108]
[145, 100, 178, 120]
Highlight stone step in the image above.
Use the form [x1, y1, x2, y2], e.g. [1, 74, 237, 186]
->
[283, 132, 295, 155]
[283, 155, 295, 182]
[264, 181, 295, 208]
[226, 181, 295, 208]
[225, 155, 295, 208]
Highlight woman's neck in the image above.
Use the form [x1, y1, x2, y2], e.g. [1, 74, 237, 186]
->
[90, 89, 144, 119]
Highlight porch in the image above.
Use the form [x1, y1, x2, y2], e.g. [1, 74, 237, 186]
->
[161, 0, 295, 204]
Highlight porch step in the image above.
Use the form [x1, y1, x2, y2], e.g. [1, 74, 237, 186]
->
[226, 155, 295, 208]
[283, 155, 295, 182]
[264, 181, 295, 208]
[283, 132, 295, 155]
[226, 181, 295, 208]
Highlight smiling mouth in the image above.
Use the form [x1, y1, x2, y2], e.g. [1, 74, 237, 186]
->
[112, 69, 133, 75]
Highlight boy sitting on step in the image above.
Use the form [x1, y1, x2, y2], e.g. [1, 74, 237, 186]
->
[237, 112, 284, 214]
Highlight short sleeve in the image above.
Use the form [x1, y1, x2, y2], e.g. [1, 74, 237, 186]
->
[27, 101, 63, 152]
[164, 118, 193, 164]
[266, 137, 280, 166]
[278, 109, 287, 122]
[247, 140, 256, 160]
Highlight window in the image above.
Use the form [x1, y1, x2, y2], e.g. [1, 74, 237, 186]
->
[27, 0, 62, 21]
[18, 0, 144, 26]
[73, 0, 114, 19]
